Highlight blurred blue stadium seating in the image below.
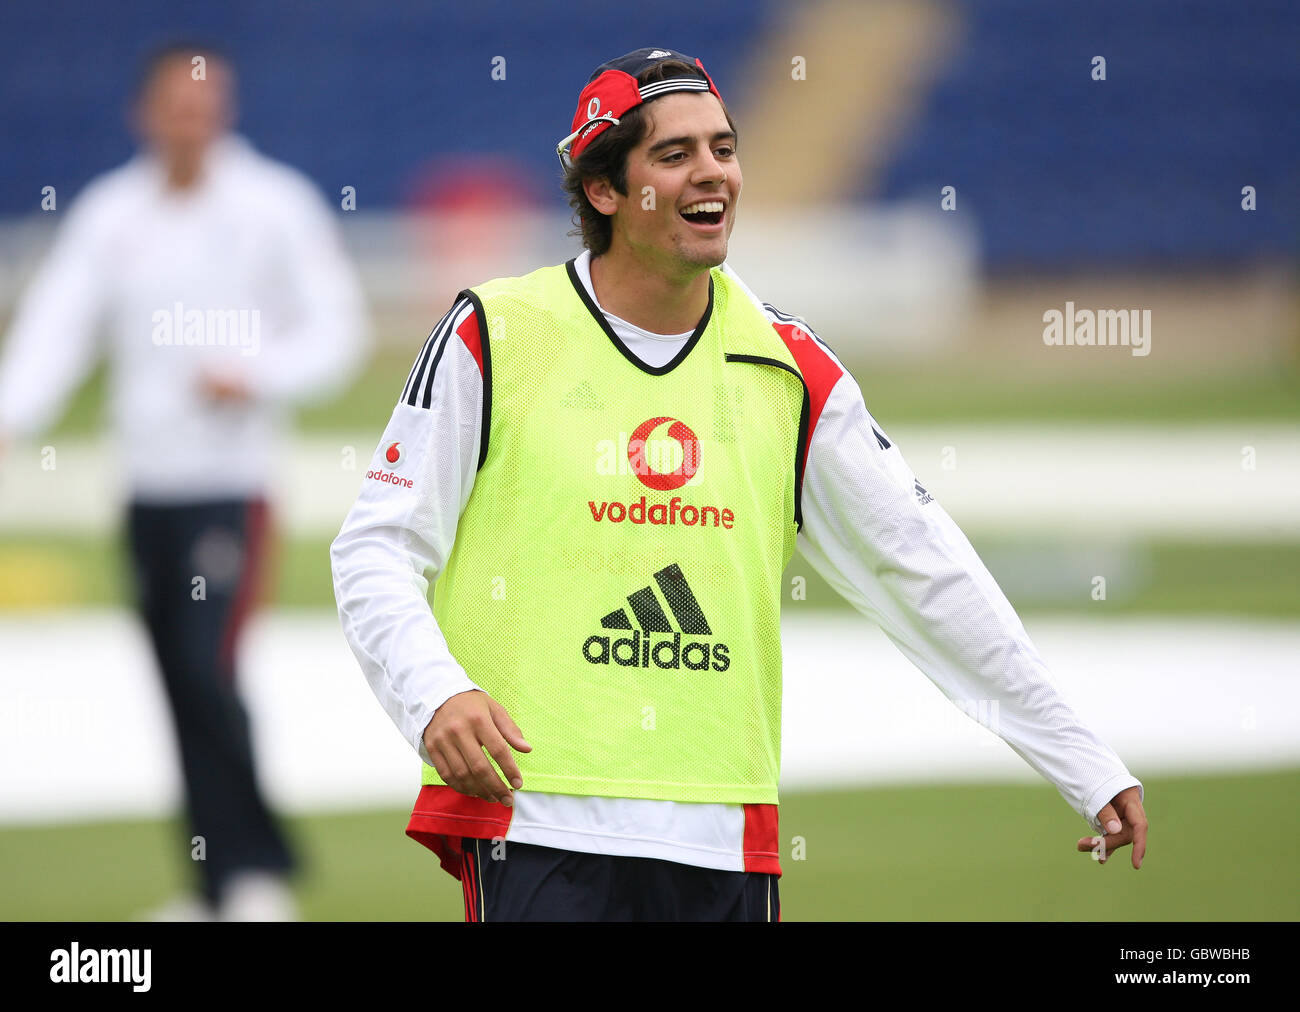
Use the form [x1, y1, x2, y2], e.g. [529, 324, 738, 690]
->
[2, 0, 1295, 268]
[0, 0, 775, 218]
[873, 0, 1299, 267]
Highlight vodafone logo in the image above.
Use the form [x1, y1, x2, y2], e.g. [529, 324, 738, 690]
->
[588, 416, 736, 529]
[627, 416, 699, 491]
[366, 441, 412, 489]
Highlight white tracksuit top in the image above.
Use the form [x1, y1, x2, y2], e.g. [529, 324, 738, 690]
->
[330, 248, 1142, 871]
[0, 134, 368, 501]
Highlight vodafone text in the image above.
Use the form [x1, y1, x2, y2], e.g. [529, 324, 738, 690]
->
[588, 495, 734, 528]
[50, 943, 151, 992]
[366, 468, 412, 488]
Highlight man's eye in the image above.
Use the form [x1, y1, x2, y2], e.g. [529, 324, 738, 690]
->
[663, 152, 686, 162]
[715, 147, 735, 158]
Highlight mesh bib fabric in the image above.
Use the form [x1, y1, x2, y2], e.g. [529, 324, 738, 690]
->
[423, 262, 805, 804]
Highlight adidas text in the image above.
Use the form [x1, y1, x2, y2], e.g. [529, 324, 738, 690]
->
[583, 630, 730, 671]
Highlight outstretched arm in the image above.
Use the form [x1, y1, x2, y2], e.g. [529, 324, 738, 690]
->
[794, 344, 1146, 864]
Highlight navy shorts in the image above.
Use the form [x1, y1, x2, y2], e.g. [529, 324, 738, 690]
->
[459, 837, 780, 922]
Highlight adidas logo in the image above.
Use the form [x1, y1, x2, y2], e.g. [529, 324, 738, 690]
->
[582, 562, 730, 671]
[562, 380, 606, 409]
[914, 479, 933, 505]
[647, 49, 673, 59]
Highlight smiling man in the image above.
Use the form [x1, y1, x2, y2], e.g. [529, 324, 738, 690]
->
[330, 47, 1148, 922]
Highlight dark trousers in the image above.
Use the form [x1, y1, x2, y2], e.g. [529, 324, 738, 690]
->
[126, 497, 295, 904]
[459, 836, 780, 922]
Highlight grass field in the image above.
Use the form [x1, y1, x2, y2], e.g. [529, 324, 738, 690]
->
[44, 354, 1300, 439]
[6, 339, 1297, 923]
[2, 767, 1296, 921]
[3, 533, 1299, 617]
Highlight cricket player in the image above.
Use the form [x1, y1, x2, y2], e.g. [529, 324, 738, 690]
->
[0, 42, 368, 919]
[330, 47, 1148, 922]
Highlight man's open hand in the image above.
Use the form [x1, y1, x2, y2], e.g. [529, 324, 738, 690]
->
[1076, 785, 1147, 868]
[422, 689, 531, 806]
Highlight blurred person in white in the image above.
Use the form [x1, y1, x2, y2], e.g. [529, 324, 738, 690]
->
[0, 41, 369, 920]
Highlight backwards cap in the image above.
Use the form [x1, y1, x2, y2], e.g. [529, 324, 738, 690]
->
[556, 47, 722, 169]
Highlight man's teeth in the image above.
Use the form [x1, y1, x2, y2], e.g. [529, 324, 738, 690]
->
[680, 201, 724, 215]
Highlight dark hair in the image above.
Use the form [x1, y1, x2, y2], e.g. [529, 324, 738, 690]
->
[562, 59, 737, 256]
[135, 40, 232, 97]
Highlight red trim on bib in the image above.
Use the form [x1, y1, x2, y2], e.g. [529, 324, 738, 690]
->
[408, 787, 783, 880]
[406, 786, 514, 881]
[742, 802, 782, 876]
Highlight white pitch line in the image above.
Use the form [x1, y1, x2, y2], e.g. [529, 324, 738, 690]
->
[0, 609, 1296, 825]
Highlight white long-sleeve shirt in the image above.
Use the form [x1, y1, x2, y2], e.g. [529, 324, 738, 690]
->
[331, 248, 1142, 874]
[0, 133, 368, 500]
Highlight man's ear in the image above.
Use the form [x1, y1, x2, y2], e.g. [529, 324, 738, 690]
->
[584, 176, 619, 217]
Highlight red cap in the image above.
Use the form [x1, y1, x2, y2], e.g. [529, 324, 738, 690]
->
[557, 48, 721, 168]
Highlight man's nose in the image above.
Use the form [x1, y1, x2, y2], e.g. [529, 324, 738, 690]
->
[692, 151, 727, 186]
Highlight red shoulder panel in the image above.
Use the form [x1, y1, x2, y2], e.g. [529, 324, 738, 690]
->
[772, 321, 843, 475]
[457, 311, 485, 378]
